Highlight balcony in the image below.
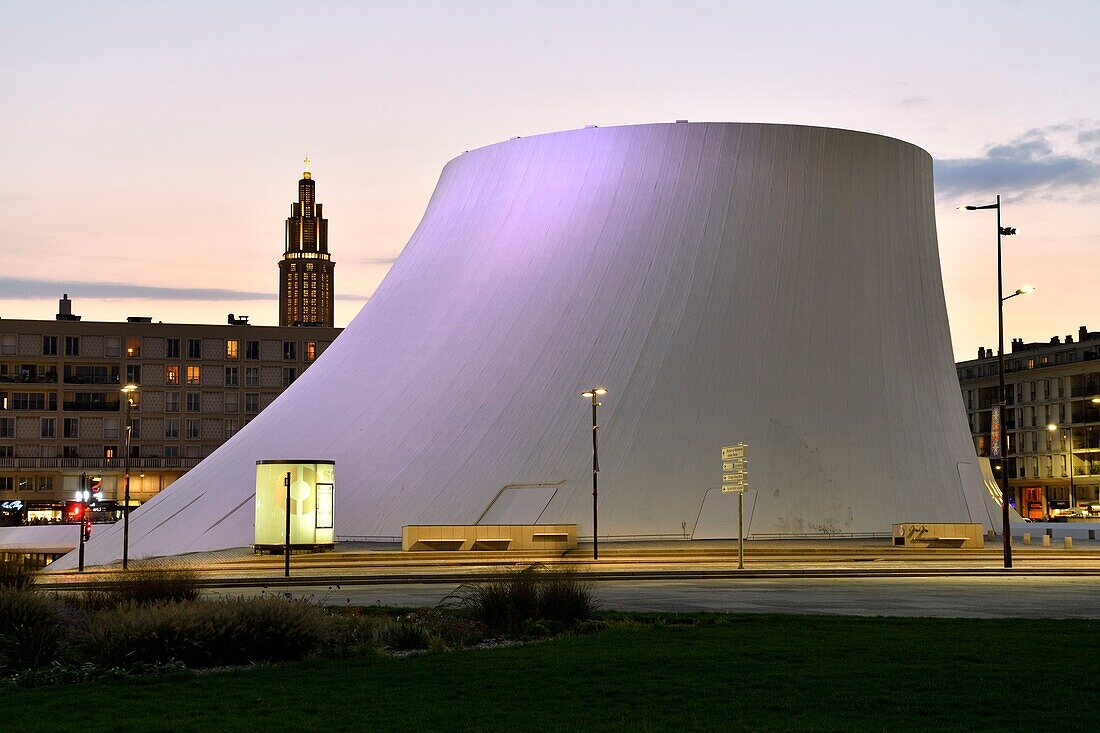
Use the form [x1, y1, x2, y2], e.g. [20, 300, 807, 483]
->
[63, 400, 121, 412]
[0, 457, 204, 470]
[0, 373, 58, 384]
[64, 375, 121, 385]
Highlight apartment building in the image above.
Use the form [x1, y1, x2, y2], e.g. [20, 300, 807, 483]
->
[957, 325, 1100, 520]
[0, 297, 340, 520]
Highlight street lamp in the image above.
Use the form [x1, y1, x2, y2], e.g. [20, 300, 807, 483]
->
[963, 194, 1029, 569]
[1002, 286, 1035, 301]
[1048, 423, 1076, 511]
[78, 471, 88, 573]
[580, 387, 607, 560]
[120, 383, 138, 569]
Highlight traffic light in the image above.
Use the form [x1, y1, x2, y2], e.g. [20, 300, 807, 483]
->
[65, 501, 83, 522]
[83, 518, 93, 542]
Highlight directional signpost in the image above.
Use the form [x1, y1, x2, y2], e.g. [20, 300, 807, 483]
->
[721, 444, 748, 569]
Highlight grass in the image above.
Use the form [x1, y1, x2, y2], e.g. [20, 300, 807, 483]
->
[1, 614, 1096, 732]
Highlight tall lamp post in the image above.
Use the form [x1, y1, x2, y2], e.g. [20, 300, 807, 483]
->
[963, 195, 1030, 569]
[120, 383, 138, 569]
[581, 387, 607, 560]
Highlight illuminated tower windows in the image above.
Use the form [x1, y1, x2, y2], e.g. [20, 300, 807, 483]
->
[278, 159, 335, 327]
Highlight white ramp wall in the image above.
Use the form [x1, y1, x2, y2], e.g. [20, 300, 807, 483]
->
[59, 122, 987, 567]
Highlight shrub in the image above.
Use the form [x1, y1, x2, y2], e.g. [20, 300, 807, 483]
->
[458, 565, 598, 635]
[373, 619, 431, 652]
[77, 597, 333, 668]
[92, 567, 201, 607]
[537, 572, 597, 626]
[408, 609, 485, 648]
[0, 590, 68, 671]
[325, 612, 380, 656]
[0, 558, 37, 591]
[459, 565, 542, 636]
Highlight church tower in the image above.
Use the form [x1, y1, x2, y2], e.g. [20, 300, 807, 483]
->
[279, 159, 335, 327]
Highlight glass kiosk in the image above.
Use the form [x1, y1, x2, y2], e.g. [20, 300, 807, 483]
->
[254, 460, 335, 552]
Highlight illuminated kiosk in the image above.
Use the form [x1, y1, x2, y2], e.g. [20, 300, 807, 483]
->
[254, 460, 335, 553]
[56, 122, 1004, 569]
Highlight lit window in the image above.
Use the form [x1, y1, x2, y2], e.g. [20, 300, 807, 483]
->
[166, 365, 180, 385]
[186, 366, 201, 385]
[226, 340, 239, 360]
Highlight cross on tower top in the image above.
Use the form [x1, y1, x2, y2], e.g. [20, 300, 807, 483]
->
[303, 156, 311, 172]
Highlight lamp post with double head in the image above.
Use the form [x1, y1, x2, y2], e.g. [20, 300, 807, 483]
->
[120, 384, 138, 569]
[963, 195, 1029, 569]
[580, 387, 607, 560]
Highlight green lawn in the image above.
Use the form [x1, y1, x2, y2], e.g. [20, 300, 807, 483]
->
[4, 614, 1096, 732]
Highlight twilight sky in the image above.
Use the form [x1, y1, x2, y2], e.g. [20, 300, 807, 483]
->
[1, 0, 1096, 358]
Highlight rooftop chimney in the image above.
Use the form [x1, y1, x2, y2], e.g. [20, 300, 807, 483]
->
[55, 294, 81, 321]
[1080, 326, 1089, 342]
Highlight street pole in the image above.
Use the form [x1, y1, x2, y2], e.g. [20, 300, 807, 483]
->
[591, 395, 599, 561]
[581, 388, 607, 561]
[1068, 427, 1075, 510]
[965, 197, 1021, 569]
[122, 390, 133, 570]
[78, 471, 87, 573]
[994, 195, 1014, 569]
[284, 471, 292, 577]
[737, 491, 744, 570]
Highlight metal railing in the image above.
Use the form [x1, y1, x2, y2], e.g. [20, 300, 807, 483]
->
[0, 457, 203, 470]
[0, 374, 58, 384]
[62, 401, 121, 412]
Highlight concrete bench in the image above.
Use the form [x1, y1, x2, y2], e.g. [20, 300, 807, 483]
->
[891, 523, 984, 549]
[402, 524, 577, 552]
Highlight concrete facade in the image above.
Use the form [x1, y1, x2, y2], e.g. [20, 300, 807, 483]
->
[956, 327, 1100, 519]
[57, 122, 995, 568]
[0, 305, 340, 510]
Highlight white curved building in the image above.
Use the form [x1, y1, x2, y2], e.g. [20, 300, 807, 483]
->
[58, 122, 998, 568]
